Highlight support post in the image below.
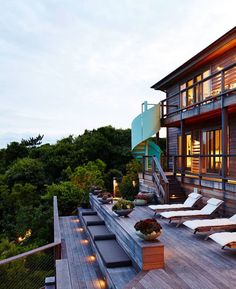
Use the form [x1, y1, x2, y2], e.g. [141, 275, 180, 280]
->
[181, 120, 186, 183]
[221, 70, 227, 214]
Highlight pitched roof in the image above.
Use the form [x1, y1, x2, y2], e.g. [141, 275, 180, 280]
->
[151, 26, 236, 91]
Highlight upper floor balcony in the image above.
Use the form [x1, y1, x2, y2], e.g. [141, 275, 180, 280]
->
[161, 62, 236, 127]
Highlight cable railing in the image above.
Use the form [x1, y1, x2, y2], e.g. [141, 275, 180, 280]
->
[0, 196, 61, 289]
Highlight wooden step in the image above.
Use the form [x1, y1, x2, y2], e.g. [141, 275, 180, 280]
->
[95, 239, 132, 268]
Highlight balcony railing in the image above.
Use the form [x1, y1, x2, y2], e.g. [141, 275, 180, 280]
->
[171, 154, 236, 184]
[160, 62, 236, 119]
[0, 196, 61, 289]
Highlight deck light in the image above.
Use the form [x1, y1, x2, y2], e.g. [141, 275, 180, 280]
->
[217, 66, 223, 71]
[94, 278, 106, 289]
[86, 255, 96, 262]
[81, 239, 89, 245]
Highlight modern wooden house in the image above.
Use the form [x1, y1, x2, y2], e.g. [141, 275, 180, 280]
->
[133, 27, 236, 216]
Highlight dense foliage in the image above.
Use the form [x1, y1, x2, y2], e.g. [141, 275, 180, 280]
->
[0, 126, 132, 259]
[0, 126, 165, 288]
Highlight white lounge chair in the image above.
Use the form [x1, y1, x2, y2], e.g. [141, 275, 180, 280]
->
[209, 232, 236, 249]
[184, 214, 236, 236]
[160, 198, 224, 227]
[149, 189, 201, 215]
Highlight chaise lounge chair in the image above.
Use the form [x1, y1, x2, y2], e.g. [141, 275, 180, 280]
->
[209, 232, 236, 249]
[149, 189, 201, 215]
[183, 214, 236, 236]
[160, 198, 224, 227]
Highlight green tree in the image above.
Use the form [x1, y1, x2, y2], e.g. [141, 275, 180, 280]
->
[43, 182, 83, 215]
[71, 159, 105, 192]
[5, 158, 45, 187]
[119, 159, 141, 200]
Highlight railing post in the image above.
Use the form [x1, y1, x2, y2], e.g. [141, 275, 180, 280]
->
[54, 243, 62, 261]
[142, 157, 145, 178]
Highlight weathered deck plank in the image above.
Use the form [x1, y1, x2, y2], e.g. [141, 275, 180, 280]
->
[59, 216, 105, 289]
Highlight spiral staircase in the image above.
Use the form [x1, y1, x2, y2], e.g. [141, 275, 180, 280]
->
[131, 101, 185, 204]
[131, 101, 161, 162]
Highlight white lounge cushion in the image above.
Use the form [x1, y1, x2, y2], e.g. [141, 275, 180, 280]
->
[149, 192, 201, 211]
[184, 193, 202, 207]
[184, 217, 236, 230]
[207, 198, 223, 206]
[200, 198, 223, 215]
[161, 198, 223, 219]
[149, 204, 186, 210]
[209, 232, 236, 247]
[161, 209, 202, 219]
[229, 214, 236, 222]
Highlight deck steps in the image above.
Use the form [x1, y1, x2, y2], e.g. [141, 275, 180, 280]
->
[88, 225, 116, 241]
[79, 208, 137, 289]
[83, 215, 105, 226]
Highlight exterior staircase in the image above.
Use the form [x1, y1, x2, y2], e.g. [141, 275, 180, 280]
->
[166, 174, 186, 203]
[139, 171, 186, 204]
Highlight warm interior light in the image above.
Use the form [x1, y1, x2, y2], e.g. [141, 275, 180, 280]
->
[217, 66, 223, 71]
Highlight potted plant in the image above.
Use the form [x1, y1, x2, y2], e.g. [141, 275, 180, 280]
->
[97, 192, 113, 204]
[133, 193, 149, 206]
[134, 219, 162, 241]
[112, 199, 134, 217]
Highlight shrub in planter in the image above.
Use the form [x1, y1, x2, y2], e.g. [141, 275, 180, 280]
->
[112, 199, 134, 217]
[134, 193, 149, 206]
[134, 219, 162, 241]
[97, 192, 113, 204]
[112, 199, 134, 211]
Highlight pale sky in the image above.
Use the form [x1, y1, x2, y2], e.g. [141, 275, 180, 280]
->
[0, 0, 235, 147]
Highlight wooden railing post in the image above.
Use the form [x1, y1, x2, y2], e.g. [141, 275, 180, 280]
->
[53, 196, 62, 260]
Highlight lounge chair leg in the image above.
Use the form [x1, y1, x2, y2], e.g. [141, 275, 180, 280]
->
[221, 246, 225, 250]
[176, 218, 182, 228]
[194, 230, 197, 234]
[204, 234, 210, 241]
[169, 219, 172, 223]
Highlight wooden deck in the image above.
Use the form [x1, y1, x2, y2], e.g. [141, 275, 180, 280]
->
[122, 206, 236, 289]
[60, 216, 106, 289]
[60, 204, 236, 289]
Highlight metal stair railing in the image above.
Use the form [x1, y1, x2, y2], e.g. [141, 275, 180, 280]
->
[152, 156, 169, 204]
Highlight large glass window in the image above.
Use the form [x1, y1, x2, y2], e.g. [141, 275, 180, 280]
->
[181, 69, 211, 108]
[202, 129, 222, 173]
